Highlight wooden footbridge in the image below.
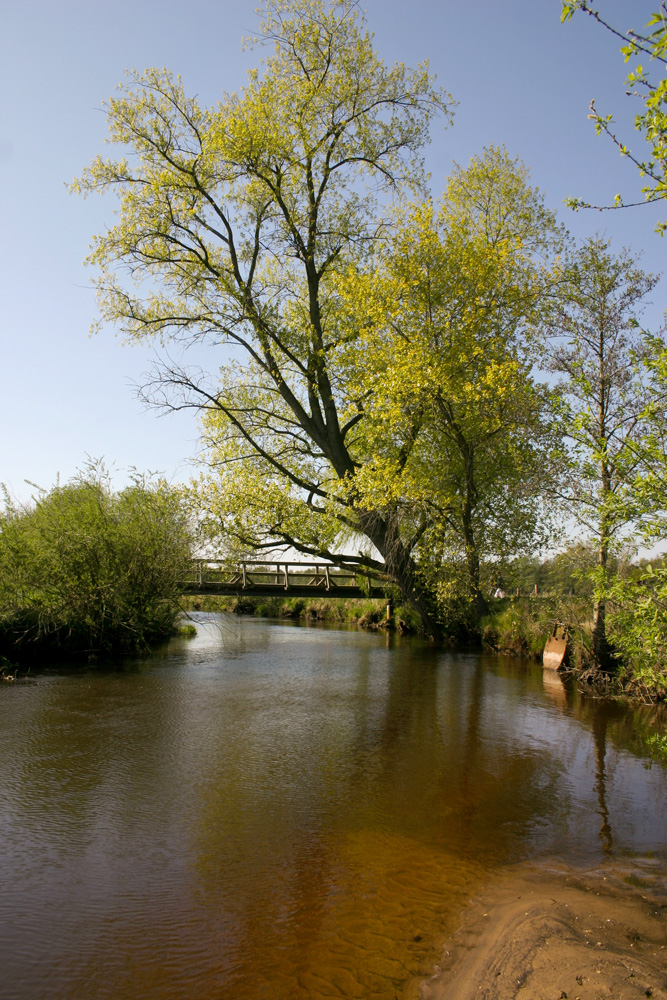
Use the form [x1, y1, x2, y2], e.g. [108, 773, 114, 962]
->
[180, 560, 389, 599]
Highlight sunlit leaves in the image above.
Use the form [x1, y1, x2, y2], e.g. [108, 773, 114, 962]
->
[561, 1, 667, 234]
[0, 464, 191, 655]
[336, 147, 561, 609]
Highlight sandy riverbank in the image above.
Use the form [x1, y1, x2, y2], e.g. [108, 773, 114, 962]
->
[416, 860, 667, 1000]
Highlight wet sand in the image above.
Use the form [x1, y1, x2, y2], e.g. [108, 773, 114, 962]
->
[417, 861, 667, 1000]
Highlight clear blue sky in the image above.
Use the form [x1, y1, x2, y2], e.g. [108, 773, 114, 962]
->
[0, 0, 664, 502]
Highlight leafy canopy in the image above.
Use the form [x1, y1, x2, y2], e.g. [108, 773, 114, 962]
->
[332, 147, 562, 616]
[543, 235, 661, 543]
[73, 0, 454, 633]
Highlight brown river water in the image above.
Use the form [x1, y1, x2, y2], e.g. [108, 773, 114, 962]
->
[1, 614, 666, 999]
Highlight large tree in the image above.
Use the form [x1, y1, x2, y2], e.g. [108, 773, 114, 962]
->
[74, 0, 452, 636]
[334, 147, 561, 624]
[543, 236, 661, 669]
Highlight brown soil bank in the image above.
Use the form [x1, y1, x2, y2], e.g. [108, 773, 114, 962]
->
[418, 861, 667, 1000]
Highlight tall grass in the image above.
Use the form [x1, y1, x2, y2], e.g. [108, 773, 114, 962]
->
[183, 593, 422, 632]
[481, 594, 595, 668]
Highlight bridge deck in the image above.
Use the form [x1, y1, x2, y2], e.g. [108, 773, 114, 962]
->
[180, 560, 390, 600]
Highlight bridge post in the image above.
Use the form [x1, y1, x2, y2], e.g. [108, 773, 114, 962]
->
[324, 565, 330, 590]
[283, 564, 289, 590]
[242, 563, 247, 588]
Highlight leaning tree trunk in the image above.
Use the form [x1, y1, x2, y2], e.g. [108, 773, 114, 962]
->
[358, 510, 442, 640]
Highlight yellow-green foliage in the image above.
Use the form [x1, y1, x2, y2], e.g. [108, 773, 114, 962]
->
[334, 147, 562, 595]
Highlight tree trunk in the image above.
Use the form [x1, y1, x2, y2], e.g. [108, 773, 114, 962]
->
[592, 598, 615, 672]
[358, 510, 442, 640]
[461, 460, 488, 624]
[593, 461, 616, 673]
[462, 514, 488, 623]
[592, 538, 616, 672]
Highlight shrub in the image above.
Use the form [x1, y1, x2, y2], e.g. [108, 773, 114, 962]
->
[0, 464, 192, 658]
[606, 566, 667, 699]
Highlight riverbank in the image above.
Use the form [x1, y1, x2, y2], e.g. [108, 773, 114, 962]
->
[418, 860, 667, 1000]
[182, 592, 423, 631]
[182, 594, 667, 705]
[182, 592, 588, 655]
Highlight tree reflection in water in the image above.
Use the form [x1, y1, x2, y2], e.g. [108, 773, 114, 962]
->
[1, 618, 666, 1000]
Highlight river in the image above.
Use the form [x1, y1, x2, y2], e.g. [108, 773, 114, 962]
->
[1, 614, 666, 999]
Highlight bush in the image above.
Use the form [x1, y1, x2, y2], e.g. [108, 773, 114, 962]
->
[0, 464, 192, 658]
[606, 566, 667, 699]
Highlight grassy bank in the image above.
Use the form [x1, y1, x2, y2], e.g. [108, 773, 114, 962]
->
[481, 595, 594, 666]
[183, 592, 591, 663]
[181, 593, 422, 632]
[481, 594, 667, 704]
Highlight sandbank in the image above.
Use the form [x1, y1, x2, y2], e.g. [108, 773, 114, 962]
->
[417, 860, 667, 1000]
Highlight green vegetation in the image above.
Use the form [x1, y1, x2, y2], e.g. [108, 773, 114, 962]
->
[0, 465, 191, 660]
[476, 544, 599, 665]
[481, 548, 667, 700]
[65, 0, 667, 700]
[184, 592, 422, 632]
[542, 237, 660, 670]
[177, 623, 198, 638]
[336, 146, 562, 623]
[482, 597, 591, 666]
[643, 731, 667, 765]
[561, 1, 667, 234]
[605, 564, 667, 699]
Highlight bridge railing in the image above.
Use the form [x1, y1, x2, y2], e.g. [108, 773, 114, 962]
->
[185, 559, 384, 591]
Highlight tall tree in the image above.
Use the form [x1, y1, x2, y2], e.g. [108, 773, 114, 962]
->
[600, 329, 667, 691]
[561, 0, 667, 234]
[543, 236, 661, 669]
[336, 147, 561, 625]
[73, 0, 452, 635]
